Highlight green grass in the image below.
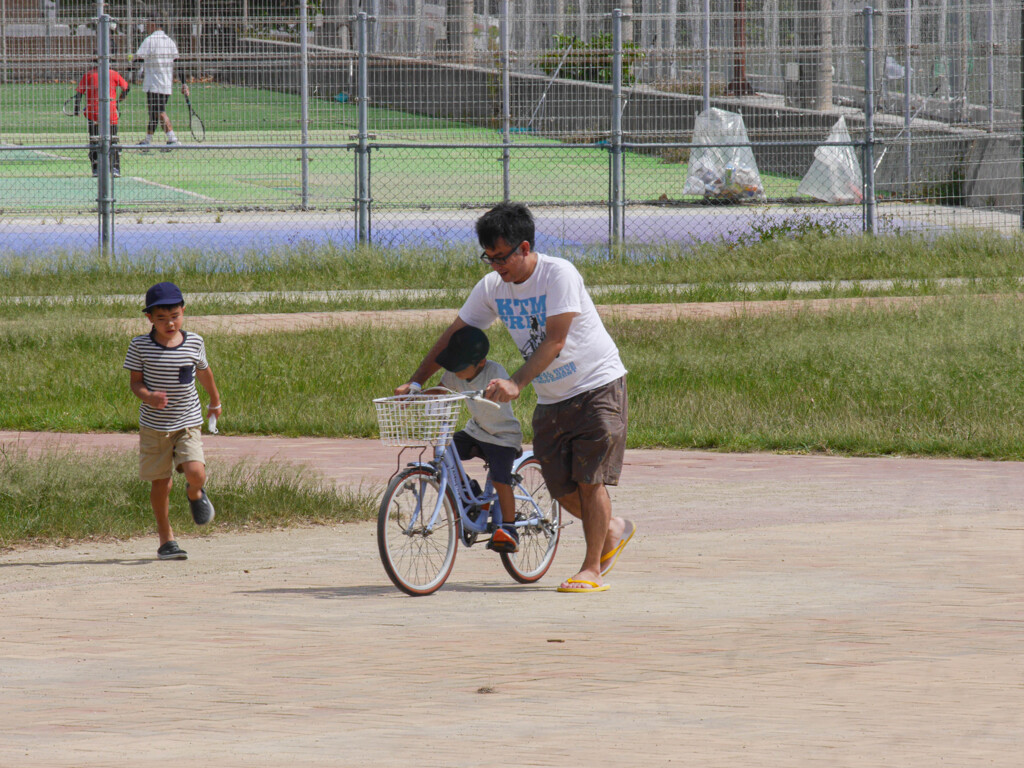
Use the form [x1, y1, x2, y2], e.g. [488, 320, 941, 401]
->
[0, 445, 377, 548]
[3, 295, 1023, 459]
[622, 298, 1024, 457]
[1, 231, 1022, 323]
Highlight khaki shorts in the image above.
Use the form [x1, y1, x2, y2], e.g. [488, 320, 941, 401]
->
[531, 376, 628, 499]
[139, 425, 205, 482]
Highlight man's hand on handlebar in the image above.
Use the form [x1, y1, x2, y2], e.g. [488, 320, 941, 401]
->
[484, 378, 520, 403]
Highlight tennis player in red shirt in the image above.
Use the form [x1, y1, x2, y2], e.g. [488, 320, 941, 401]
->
[75, 60, 130, 177]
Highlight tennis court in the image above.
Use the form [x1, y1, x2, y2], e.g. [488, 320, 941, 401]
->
[8, 81, 999, 258]
[2, 82, 803, 212]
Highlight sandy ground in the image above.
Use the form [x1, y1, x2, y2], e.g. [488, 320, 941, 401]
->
[1, 430, 1022, 767]
[114, 296, 944, 336]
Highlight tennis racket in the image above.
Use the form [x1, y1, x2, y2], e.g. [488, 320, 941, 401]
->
[62, 96, 77, 116]
[182, 92, 206, 142]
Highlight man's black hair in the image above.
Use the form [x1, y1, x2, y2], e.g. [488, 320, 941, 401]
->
[475, 202, 535, 251]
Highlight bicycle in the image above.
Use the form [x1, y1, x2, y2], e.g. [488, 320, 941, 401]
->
[373, 389, 561, 596]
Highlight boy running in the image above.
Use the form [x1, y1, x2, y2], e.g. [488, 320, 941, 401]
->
[124, 282, 221, 560]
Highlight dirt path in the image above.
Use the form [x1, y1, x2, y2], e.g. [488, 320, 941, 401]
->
[5, 294, 1014, 338]
[121, 295, 942, 336]
[2, 430, 1022, 767]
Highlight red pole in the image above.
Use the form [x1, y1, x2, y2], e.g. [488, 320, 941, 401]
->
[727, 0, 755, 95]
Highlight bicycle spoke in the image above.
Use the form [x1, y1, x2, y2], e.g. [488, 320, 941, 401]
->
[500, 458, 560, 583]
[378, 468, 458, 595]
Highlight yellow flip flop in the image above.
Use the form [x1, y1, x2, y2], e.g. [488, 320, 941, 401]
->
[557, 578, 610, 593]
[600, 519, 636, 577]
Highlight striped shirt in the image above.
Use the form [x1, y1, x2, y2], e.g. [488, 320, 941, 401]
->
[124, 330, 209, 431]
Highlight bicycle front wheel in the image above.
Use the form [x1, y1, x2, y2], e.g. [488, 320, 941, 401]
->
[501, 458, 561, 583]
[378, 467, 459, 596]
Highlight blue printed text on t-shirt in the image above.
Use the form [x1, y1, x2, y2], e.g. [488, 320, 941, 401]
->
[534, 361, 577, 385]
[495, 295, 546, 329]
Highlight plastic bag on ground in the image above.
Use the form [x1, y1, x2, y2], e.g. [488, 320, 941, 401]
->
[683, 108, 766, 203]
[797, 116, 864, 204]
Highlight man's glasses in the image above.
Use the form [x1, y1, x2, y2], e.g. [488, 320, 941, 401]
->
[479, 242, 521, 266]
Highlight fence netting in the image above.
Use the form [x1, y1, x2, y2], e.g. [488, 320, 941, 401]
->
[1, 0, 1021, 257]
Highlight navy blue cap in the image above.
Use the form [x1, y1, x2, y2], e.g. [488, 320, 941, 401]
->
[436, 326, 489, 373]
[144, 282, 184, 312]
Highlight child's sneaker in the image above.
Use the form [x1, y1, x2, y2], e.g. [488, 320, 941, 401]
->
[487, 524, 519, 553]
[157, 540, 188, 560]
[186, 484, 216, 525]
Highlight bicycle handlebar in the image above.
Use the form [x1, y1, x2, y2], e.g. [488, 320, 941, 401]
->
[441, 388, 501, 409]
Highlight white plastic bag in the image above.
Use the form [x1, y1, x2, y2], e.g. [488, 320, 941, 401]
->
[797, 116, 864, 204]
[683, 108, 766, 203]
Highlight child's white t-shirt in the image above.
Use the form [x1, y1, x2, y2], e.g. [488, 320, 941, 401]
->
[457, 254, 627, 405]
[440, 360, 522, 450]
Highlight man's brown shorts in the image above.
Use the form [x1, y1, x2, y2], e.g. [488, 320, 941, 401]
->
[139, 425, 205, 482]
[531, 376, 627, 499]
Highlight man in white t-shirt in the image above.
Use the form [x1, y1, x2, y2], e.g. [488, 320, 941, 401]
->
[135, 16, 189, 150]
[398, 203, 636, 593]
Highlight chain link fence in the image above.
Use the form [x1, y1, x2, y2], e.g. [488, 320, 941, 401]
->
[1, 0, 1021, 257]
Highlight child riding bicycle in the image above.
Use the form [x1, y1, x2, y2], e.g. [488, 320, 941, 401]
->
[400, 325, 523, 553]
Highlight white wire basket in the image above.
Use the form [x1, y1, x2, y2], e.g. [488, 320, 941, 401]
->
[373, 393, 463, 448]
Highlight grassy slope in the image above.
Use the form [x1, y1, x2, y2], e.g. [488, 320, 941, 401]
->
[0, 446, 376, 547]
[1, 230, 1021, 308]
[3, 295, 1023, 459]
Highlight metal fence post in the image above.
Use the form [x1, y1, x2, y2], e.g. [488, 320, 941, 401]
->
[500, 0, 511, 203]
[300, 0, 310, 210]
[97, 10, 114, 253]
[1, 0, 7, 85]
[702, 0, 711, 113]
[863, 6, 876, 236]
[610, 8, 624, 249]
[904, 0, 912, 195]
[986, 0, 995, 131]
[356, 11, 370, 244]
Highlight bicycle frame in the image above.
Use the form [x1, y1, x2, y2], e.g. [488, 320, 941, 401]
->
[376, 388, 561, 594]
[396, 442, 542, 541]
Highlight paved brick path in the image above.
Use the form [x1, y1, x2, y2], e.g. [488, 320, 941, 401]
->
[1, 430, 1021, 766]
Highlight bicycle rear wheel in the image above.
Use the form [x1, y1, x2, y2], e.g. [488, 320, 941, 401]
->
[501, 458, 560, 583]
[378, 467, 458, 596]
